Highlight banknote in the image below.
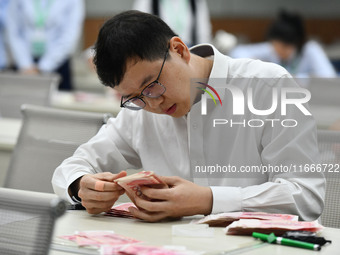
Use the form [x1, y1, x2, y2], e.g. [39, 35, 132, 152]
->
[59, 231, 140, 247]
[224, 219, 323, 235]
[104, 202, 137, 218]
[194, 212, 298, 227]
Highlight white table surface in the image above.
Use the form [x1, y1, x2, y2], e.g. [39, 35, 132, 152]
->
[50, 210, 339, 255]
[51, 91, 121, 116]
[0, 118, 22, 151]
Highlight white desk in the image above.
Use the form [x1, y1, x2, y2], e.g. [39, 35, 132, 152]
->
[51, 91, 121, 117]
[0, 118, 22, 186]
[51, 210, 339, 255]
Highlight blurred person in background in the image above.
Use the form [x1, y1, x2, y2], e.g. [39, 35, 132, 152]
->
[6, 0, 85, 90]
[0, 0, 9, 71]
[230, 10, 337, 78]
[133, 0, 212, 47]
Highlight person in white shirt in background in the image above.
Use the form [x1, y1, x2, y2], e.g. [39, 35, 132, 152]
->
[133, 0, 212, 47]
[6, 0, 85, 90]
[0, 0, 9, 71]
[230, 10, 337, 78]
[52, 11, 325, 222]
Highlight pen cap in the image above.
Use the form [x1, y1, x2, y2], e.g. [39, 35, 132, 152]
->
[252, 232, 277, 243]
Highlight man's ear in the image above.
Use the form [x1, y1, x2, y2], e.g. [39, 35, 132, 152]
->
[169, 37, 190, 63]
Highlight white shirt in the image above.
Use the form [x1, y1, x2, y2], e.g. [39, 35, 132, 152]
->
[133, 0, 212, 47]
[6, 0, 85, 72]
[230, 41, 337, 78]
[52, 44, 325, 221]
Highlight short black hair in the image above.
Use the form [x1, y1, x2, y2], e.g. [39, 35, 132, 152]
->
[93, 10, 177, 88]
[267, 10, 306, 53]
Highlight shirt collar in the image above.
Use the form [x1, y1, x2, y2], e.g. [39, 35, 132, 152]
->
[190, 43, 230, 80]
[189, 44, 230, 102]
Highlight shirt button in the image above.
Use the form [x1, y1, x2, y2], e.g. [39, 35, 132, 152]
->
[192, 122, 198, 129]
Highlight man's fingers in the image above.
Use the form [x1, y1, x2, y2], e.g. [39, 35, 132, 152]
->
[128, 207, 168, 222]
[134, 195, 169, 212]
[139, 186, 172, 200]
[94, 180, 105, 191]
[92, 180, 122, 192]
[81, 175, 123, 192]
[94, 171, 127, 182]
[81, 198, 116, 214]
[79, 189, 124, 202]
[158, 176, 181, 186]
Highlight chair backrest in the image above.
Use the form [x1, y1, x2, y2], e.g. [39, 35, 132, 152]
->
[0, 72, 60, 118]
[317, 129, 340, 228]
[4, 104, 112, 193]
[0, 187, 66, 255]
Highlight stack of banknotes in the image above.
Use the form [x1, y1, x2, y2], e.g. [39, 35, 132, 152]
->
[104, 202, 136, 218]
[224, 219, 323, 235]
[59, 231, 199, 255]
[194, 211, 298, 227]
[195, 212, 322, 235]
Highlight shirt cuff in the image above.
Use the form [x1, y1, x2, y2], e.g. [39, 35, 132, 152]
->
[210, 186, 243, 214]
[65, 172, 87, 204]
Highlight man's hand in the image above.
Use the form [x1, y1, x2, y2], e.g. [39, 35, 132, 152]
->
[78, 171, 127, 214]
[128, 176, 213, 222]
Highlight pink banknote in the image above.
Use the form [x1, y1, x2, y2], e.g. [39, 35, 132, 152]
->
[104, 202, 137, 218]
[59, 231, 141, 247]
[224, 219, 323, 235]
[195, 212, 299, 227]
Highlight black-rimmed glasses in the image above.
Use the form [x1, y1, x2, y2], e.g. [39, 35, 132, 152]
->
[120, 48, 169, 110]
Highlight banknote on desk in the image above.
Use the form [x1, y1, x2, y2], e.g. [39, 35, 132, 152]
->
[104, 202, 136, 218]
[224, 219, 323, 236]
[194, 212, 298, 227]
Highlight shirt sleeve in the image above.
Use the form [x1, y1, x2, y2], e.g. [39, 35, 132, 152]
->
[210, 73, 325, 221]
[52, 110, 143, 203]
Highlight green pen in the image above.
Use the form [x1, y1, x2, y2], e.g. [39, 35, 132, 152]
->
[252, 232, 321, 251]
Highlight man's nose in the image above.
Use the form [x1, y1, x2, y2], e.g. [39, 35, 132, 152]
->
[145, 96, 163, 109]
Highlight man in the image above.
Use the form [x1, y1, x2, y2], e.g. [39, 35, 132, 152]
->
[6, 0, 85, 90]
[52, 11, 325, 222]
[230, 10, 337, 78]
[133, 0, 212, 47]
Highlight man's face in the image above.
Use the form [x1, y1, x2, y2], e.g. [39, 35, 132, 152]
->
[116, 48, 192, 118]
[271, 40, 296, 61]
